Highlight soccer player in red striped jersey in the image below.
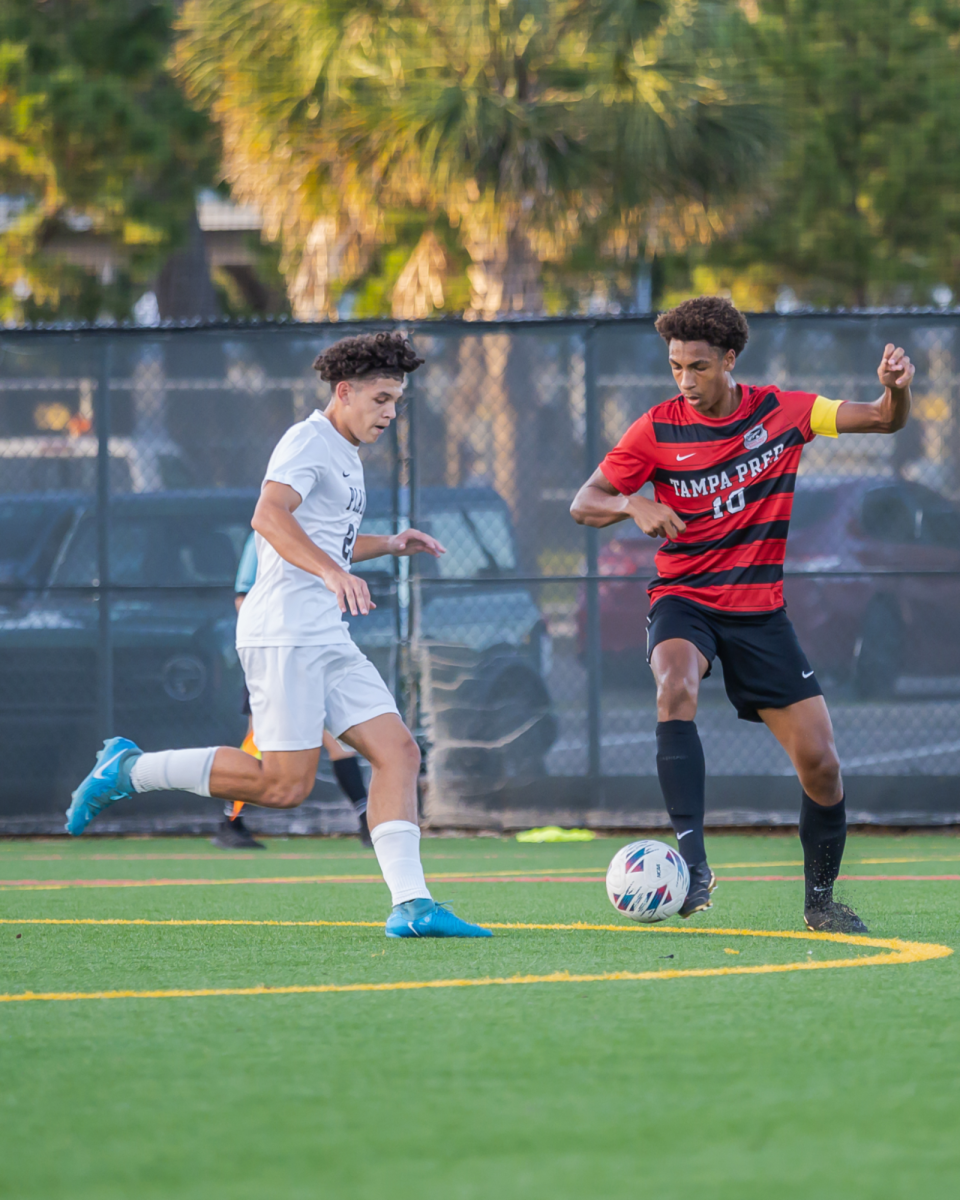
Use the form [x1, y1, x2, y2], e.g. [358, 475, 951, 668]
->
[571, 297, 914, 933]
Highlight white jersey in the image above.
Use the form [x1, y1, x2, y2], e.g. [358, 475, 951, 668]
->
[236, 410, 366, 647]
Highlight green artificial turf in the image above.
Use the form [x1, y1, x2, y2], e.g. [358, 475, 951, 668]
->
[0, 831, 957, 1199]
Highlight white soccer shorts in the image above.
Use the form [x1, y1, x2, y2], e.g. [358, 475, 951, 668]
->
[237, 642, 399, 752]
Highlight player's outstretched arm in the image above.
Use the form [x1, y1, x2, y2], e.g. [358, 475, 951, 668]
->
[252, 482, 374, 615]
[835, 343, 914, 435]
[352, 529, 446, 563]
[571, 468, 686, 539]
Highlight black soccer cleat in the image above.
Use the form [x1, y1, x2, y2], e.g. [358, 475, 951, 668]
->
[804, 900, 868, 934]
[358, 810, 373, 849]
[211, 814, 266, 851]
[680, 862, 717, 918]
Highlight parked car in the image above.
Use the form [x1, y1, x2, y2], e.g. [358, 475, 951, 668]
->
[0, 435, 193, 493]
[330, 485, 555, 787]
[0, 483, 555, 811]
[578, 477, 960, 697]
[0, 490, 256, 808]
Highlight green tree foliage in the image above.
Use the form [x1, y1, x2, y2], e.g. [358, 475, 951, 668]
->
[0, 0, 214, 323]
[175, 0, 772, 317]
[702, 0, 960, 308]
[9, 0, 954, 320]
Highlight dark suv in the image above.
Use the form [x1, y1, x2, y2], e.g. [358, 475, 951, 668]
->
[0, 490, 256, 808]
[355, 487, 556, 789]
[0, 484, 556, 811]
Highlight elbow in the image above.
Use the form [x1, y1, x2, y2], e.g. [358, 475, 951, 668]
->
[570, 496, 598, 526]
[887, 413, 909, 435]
[251, 504, 274, 537]
[878, 394, 911, 435]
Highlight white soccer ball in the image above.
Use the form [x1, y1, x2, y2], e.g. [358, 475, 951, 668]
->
[605, 839, 690, 922]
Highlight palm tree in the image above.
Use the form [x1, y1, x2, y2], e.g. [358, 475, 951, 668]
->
[175, 0, 384, 318]
[174, 0, 773, 318]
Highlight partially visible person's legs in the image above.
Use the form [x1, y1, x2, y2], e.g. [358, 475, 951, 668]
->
[337, 713, 419, 826]
[67, 643, 491, 938]
[66, 644, 328, 836]
[650, 638, 710, 858]
[323, 729, 371, 847]
[759, 697, 862, 930]
[647, 598, 720, 917]
[213, 696, 267, 850]
[212, 724, 371, 850]
[207, 746, 320, 806]
[650, 639, 715, 915]
[65, 736, 320, 837]
[337, 713, 427, 904]
[325, 648, 490, 938]
[717, 608, 863, 933]
[759, 695, 842, 805]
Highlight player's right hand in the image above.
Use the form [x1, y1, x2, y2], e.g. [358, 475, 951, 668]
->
[323, 567, 375, 616]
[628, 496, 687, 540]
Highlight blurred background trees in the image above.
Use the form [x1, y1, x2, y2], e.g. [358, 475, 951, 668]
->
[2, 0, 959, 323]
[0, 0, 217, 324]
[173, 0, 771, 319]
[688, 0, 960, 312]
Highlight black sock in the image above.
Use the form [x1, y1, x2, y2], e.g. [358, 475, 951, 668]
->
[799, 792, 846, 909]
[656, 720, 706, 867]
[333, 756, 368, 814]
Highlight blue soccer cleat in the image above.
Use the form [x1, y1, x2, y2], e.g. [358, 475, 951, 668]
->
[65, 737, 142, 836]
[385, 898, 493, 938]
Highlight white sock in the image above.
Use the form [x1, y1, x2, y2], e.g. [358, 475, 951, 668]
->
[129, 748, 218, 797]
[370, 819, 432, 906]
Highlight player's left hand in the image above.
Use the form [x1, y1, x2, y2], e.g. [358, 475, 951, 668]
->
[878, 344, 914, 389]
[388, 529, 446, 558]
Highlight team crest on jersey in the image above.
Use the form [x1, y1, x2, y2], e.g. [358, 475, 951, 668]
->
[743, 423, 768, 450]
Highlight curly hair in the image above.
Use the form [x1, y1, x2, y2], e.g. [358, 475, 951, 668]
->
[654, 296, 749, 356]
[312, 331, 424, 385]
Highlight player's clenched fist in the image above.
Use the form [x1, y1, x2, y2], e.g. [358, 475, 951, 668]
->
[323, 566, 375, 616]
[878, 343, 914, 389]
[628, 496, 687, 541]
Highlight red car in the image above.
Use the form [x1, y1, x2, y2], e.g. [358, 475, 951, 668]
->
[580, 478, 960, 697]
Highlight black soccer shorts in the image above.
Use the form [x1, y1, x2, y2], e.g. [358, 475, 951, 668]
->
[646, 595, 823, 723]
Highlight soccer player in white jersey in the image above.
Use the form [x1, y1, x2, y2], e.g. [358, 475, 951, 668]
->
[66, 332, 491, 939]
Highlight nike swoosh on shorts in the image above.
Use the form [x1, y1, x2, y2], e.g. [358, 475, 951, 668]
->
[802, 670, 815, 678]
[676, 453, 695, 461]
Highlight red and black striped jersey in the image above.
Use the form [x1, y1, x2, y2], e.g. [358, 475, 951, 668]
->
[599, 385, 841, 614]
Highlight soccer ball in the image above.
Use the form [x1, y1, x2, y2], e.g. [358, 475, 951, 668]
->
[605, 839, 689, 922]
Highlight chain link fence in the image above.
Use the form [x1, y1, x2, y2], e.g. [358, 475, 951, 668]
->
[1, 315, 959, 833]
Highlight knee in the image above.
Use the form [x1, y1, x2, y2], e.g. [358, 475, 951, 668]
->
[799, 745, 841, 799]
[656, 672, 699, 721]
[370, 730, 421, 777]
[397, 731, 422, 777]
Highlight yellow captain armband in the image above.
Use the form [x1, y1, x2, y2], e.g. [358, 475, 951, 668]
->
[810, 395, 843, 438]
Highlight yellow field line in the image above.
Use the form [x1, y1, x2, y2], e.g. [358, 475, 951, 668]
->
[0, 921, 949, 1003]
